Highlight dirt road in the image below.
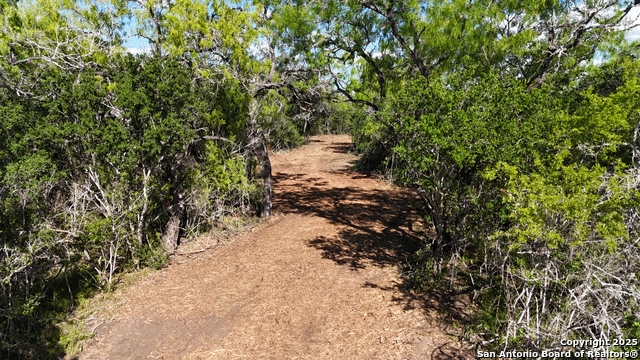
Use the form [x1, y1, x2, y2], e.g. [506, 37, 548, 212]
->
[77, 135, 468, 359]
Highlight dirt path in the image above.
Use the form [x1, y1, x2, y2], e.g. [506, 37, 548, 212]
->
[77, 135, 468, 360]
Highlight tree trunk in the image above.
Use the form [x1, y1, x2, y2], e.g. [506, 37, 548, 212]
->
[162, 209, 182, 252]
[247, 99, 273, 218]
[417, 187, 446, 270]
[258, 141, 272, 218]
[162, 179, 185, 252]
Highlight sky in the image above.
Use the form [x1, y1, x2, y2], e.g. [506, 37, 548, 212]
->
[626, 7, 640, 42]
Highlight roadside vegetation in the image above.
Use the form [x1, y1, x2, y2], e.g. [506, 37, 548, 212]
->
[1, 0, 640, 358]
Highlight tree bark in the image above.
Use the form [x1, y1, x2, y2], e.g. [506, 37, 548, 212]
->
[258, 140, 272, 218]
[417, 186, 446, 270]
[162, 208, 182, 252]
[247, 99, 273, 218]
[162, 169, 186, 252]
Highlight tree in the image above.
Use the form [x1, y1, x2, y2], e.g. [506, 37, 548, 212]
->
[386, 71, 563, 271]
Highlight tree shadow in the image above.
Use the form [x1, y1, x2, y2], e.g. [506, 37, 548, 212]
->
[272, 141, 473, 357]
[325, 142, 353, 154]
[273, 179, 422, 271]
[2, 325, 67, 360]
[2, 269, 95, 359]
[273, 142, 423, 269]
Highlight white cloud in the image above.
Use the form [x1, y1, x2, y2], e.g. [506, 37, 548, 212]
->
[625, 7, 640, 42]
[627, 29, 640, 42]
[126, 47, 151, 55]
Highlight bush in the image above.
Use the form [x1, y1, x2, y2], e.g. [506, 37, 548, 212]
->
[384, 62, 640, 353]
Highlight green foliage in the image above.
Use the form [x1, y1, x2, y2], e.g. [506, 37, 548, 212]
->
[479, 157, 640, 351]
[270, 115, 304, 150]
[384, 71, 561, 262]
[388, 58, 640, 352]
[0, 0, 333, 357]
[185, 142, 259, 235]
[0, 53, 260, 357]
[1, 0, 640, 357]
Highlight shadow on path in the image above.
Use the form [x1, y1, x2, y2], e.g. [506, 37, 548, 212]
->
[273, 173, 422, 270]
[272, 140, 472, 358]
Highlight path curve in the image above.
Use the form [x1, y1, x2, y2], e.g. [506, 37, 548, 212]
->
[77, 135, 468, 360]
